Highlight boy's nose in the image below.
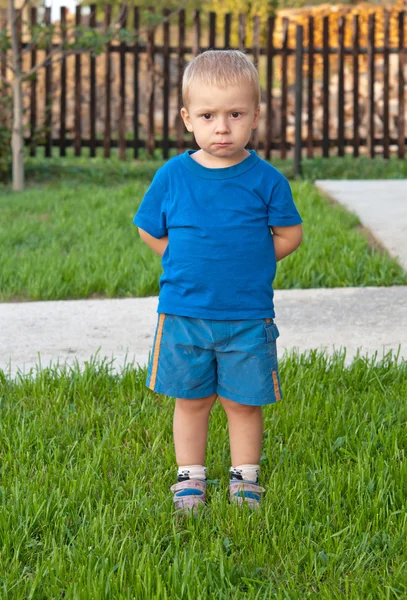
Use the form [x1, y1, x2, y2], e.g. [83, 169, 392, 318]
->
[215, 117, 230, 134]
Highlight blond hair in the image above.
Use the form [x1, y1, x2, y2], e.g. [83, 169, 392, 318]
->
[182, 50, 260, 107]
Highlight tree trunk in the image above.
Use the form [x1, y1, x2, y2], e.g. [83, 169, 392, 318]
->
[11, 76, 24, 191]
[8, 0, 24, 191]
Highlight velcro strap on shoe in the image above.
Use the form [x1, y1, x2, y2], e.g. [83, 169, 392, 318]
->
[171, 479, 207, 497]
[230, 481, 265, 500]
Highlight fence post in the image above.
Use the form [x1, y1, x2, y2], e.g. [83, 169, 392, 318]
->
[352, 15, 359, 158]
[265, 15, 275, 161]
[60, 7, 67, 157]
[30, 7, 37, 157]
[322, 16, 330, 158]
[280, 18, 288, 159]
[224, 13, 231, 49]
[0, 10, 6, 130]
[133, 7, 139, 159]
[176, 9, 185, 154]
[209, 12, 216, 49]
[383, 11, 390, 159]
[367, 13, 375, 159]
[119, 4, 128, 160]
[146, 6, 155, 157]
[337, 16, 345, 157]
[294, 25, 303, 178]
[44, 6, 52, 158]
[162, 8, 170, 160]
[104, 4, 111, 158]
[89, 4, 97, 158]
[193, 10, 201, 56]
[398, 11, 405, 159]
[251, 15, 260, 150]
[307, 16, 314, 158]
[74, 6, 82, 157]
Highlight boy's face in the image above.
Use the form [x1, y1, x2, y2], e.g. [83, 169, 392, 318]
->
[180, 80, 260, 167]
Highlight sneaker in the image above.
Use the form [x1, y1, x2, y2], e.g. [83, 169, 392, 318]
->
[170, 479, 207, 515]
[229, 481, 265, 509]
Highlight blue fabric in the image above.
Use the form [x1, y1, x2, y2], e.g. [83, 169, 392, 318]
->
[175, 489, 204, 497]
[147, 314, 283, 406]
[134, 150, 302, 320]
[232, 491, 261, 500]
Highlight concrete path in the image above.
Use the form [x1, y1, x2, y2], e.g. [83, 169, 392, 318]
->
[315, 180, 407, 271]
[1, 179, 407, 378]
[1, 287, 406, 378]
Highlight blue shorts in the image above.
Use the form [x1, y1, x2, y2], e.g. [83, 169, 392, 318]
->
[146, 314, 283, 406]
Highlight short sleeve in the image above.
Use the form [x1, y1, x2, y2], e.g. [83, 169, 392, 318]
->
[267, 176, 302, 227]
[133, 169, 168, 238]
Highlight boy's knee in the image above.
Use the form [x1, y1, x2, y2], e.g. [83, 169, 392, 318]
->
[219, 396, 262, 416]
[176, 393, 217, 412]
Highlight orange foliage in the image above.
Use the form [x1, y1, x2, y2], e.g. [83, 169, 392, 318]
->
[276, 1, 406, 50]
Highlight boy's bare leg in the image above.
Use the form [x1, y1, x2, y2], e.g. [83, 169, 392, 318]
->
[173, 393, 217, 465]
[218, 395, 263, 465]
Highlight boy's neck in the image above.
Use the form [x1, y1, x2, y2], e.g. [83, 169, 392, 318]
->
[191, 149, 250, 169]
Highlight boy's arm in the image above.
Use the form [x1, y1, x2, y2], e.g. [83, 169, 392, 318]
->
[271, 224, 303, 262]
[138, 227, 168, 257]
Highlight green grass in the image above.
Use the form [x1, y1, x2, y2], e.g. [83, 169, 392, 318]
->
[1, 351, 407, 598]
[2, 146, 407, 189]
[21, 151, 407, 182]
[0, 165, 406, 301]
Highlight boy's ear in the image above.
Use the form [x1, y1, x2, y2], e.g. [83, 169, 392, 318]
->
[180, 107, 194, 132]
[252, 105, 261, 130]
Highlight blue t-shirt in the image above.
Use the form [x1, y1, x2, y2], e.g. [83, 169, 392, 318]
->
[134, 150, 302, 319]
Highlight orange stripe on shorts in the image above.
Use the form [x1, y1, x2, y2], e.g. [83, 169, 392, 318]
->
[272, 370, 281, 401]
[149, 314, 166, 391]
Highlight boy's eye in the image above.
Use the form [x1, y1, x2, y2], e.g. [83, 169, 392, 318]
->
[231, 112, 241, 118]
[202, 113, 212, 120]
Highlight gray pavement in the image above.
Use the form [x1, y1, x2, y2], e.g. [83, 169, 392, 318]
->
[1, 180, 407, 378]
[1, 287, 406, 378]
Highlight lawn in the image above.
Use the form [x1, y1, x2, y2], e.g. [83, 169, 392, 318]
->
[1, 156, 407, 597]
[23, 149, 407, 182]
[1, 352, 407, 598]
[0, 157, 406, 302]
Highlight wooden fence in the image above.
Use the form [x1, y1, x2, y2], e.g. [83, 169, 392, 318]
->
[1, 6, 406, 170]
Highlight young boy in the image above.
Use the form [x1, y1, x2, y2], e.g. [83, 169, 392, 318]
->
[134, 50, 303, 513]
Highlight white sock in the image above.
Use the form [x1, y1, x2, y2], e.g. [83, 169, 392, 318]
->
[229, 464, 260, 484]
[177, 464, 207, 482]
